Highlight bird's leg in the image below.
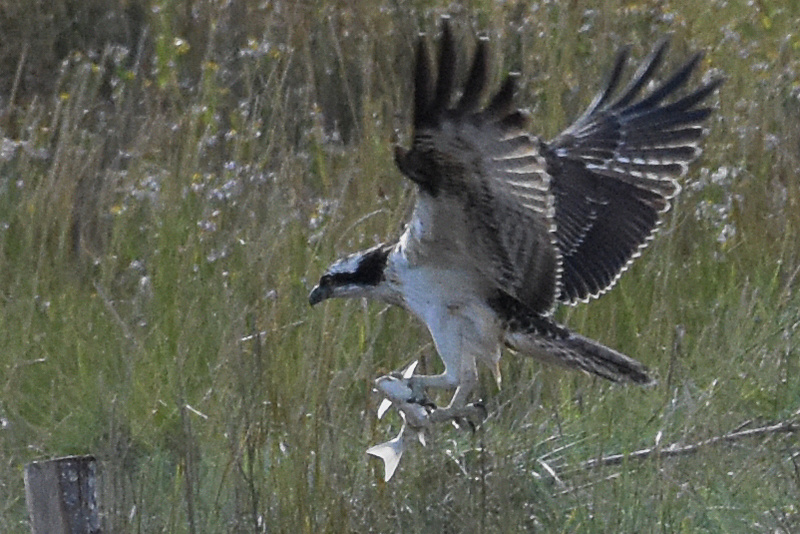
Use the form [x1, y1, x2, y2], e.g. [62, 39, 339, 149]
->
[425, 354, 486, 428]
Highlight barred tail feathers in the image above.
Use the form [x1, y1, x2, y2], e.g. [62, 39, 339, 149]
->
[504, 328, 654, 385]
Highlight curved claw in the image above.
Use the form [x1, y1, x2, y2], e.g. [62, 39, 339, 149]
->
[438, 401, 489, 431]
[463, 401, 488, 431]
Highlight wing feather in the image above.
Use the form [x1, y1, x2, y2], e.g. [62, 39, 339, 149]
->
[431, 21, 457, 116]
[547, 40, 723, 304]
[413, 39, 433, 127]
[395, 24, 720, 314]
[455, 38, 488, 114]
[396, 20, 559, 315]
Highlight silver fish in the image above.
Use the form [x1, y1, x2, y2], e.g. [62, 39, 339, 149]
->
[368, 361, 431, 480]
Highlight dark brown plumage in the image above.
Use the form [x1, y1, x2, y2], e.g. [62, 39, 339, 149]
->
[395, 21, 722, 319]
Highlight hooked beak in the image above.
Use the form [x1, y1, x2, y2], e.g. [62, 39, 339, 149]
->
[308, 284, 331, 306]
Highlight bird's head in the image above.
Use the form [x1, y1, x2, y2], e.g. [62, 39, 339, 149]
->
[308, 244, 392, 306]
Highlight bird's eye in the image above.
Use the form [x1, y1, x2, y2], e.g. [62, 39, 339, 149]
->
[320, 274, 332, 286]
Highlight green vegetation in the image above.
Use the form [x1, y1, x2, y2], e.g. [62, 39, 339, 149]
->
[1, 0, 799, 532]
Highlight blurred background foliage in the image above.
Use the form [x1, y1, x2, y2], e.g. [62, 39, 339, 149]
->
[1, 0, 800, 532]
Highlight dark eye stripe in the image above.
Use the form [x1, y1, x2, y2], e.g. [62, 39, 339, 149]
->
[324, 245, 391, 288]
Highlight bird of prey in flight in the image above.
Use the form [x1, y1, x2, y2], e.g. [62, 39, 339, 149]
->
[309, 20, 721, 480]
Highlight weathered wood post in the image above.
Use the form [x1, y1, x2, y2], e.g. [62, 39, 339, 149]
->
[24, 455, 101, 534]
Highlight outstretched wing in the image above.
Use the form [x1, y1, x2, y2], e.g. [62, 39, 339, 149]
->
[545, 40, 723, 304]
[395, 21, 559, 315]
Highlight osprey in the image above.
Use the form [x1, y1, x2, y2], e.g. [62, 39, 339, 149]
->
[309, 21, 721, 479]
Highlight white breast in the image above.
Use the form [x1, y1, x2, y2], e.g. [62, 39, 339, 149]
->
[385, 240, 502, 374]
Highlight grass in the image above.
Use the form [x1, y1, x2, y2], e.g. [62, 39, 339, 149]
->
[1, 0, 800, 532]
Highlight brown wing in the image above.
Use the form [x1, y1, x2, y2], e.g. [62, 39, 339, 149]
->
[545, 40, 723, 304]
[395, 21, 559, 315]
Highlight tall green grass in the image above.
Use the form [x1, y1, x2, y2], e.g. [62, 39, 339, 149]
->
[1, 1, 800, 532]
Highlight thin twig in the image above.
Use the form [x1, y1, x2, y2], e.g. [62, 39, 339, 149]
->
[574, 419, 799, 471]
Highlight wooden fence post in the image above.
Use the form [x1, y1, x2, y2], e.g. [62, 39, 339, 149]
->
[24, 455, 101, 534]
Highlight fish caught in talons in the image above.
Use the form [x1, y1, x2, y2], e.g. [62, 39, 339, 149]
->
[367, 396, 430, 481]
[376, 360, 431, 419]
[370, 361, 439, 480]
